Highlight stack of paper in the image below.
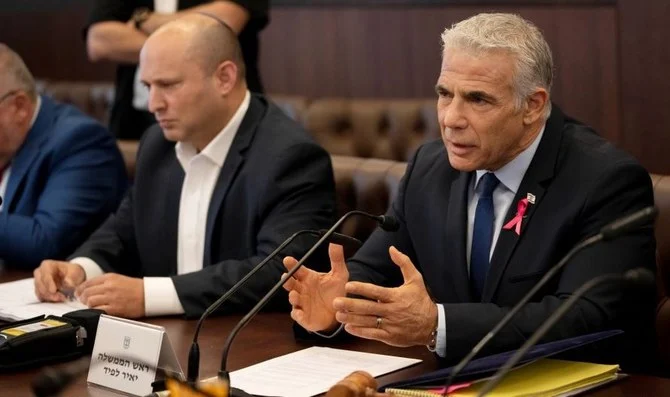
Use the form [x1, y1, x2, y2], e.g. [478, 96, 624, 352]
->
[385, 359, 619, 397]
[0, 278, 87, 321]
[222, 346, 422, 397]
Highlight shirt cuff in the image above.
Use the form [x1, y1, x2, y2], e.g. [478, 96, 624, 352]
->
[70, 257, 105, 281]
[143, 277, 185, 316]
[436, 303, 447, 357]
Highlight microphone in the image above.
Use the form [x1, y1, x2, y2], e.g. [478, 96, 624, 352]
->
[218, 211, 399, 394]
[187, 229, 362, 383]
[442, 205, 658, 392]
[477, 267, 654, 396]
[32, 356, 90, 397]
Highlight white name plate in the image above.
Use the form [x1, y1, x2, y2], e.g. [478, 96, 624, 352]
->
[87, 315, 183, 396]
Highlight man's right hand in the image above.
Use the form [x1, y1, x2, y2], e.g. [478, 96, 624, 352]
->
[34, 260, 86, 302]
[282, 243, 349, 332]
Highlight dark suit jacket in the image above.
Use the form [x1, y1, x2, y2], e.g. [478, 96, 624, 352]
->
[0, 95, 127, 269]
[72, 94, 336, 317]
[348, 105, 656, 364]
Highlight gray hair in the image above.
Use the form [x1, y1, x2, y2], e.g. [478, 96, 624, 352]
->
[441, 13, 553, 119]
[0, 43, 37, 100]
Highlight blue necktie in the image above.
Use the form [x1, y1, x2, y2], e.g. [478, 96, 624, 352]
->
[470, 172, 500, 300]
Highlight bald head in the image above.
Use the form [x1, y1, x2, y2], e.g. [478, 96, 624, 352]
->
[146, 14, 245, 80]
[0, 43, 37, 101]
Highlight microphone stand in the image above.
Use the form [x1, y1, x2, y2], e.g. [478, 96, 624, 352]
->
[476, 268, 653, 396]
[218, 211, 398, 394]
[188, 229, 360, 383]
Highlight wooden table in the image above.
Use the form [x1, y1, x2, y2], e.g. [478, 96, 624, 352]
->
[2, 269, 670, 396]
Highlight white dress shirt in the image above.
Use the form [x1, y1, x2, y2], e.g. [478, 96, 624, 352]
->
[0, 96, 42, 211]
[74, 91, 251, 316]
[435, 125, 545, 357]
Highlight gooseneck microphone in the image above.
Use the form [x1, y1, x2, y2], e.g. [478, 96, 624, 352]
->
[477, 267, 654, 397]
[187, 229, 362, 383]
[442, 205, 658, 392]
[32, 356, 91, 397]
[218, 211, 399, 393]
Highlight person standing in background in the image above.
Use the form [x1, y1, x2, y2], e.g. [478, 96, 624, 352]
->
[84, 0, 268, 139]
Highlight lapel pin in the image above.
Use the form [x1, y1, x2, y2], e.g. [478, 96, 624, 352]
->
[526, 193, 536, 204]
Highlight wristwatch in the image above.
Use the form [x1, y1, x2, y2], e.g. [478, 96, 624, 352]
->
[131, 7, 152, 30]
[426, 327, 438, 352]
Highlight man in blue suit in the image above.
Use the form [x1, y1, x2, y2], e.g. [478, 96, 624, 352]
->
[0, 44, 127, 270]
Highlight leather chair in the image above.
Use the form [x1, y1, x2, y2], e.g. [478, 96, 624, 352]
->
[331, 155, 406, 242]
[40, 81, 114, 124]
[651, 174, 670, 367]
[35, 80, 442, 161]
[304, 98, 439, 161]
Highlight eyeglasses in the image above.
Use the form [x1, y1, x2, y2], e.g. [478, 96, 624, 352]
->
[0, 90, 19, 105]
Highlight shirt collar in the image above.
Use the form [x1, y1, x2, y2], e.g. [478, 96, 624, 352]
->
[475, 124, 545, 195]
[176, 90, 251, 168]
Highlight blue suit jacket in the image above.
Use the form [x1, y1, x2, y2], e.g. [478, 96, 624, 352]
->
[0, 95, 127, 269]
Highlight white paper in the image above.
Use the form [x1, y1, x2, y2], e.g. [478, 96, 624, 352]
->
[227, 346, 421, 397]
[0, 278, 87, 321]
[0, 278, 40, 307]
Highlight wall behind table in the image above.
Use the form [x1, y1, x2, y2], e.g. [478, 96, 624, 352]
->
[258, 4, 620, 149]
[1, 0, 669, 173]
[0, 2, 115, 81]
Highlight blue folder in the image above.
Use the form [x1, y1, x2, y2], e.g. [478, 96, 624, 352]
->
[382, 329, 623, 389]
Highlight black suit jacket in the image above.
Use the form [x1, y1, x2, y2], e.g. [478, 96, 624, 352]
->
[348, 106, 656, 363]
[72, 95, 336, 316]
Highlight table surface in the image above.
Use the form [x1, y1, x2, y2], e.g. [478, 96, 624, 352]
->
[1, 269, 670, 396]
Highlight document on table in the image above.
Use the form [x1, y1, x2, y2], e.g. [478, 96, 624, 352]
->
[227, 346, 422, 397]
[0, 278, 87, 321]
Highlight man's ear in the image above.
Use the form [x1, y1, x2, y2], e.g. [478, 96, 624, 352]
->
[214, 60, 238, 95]
[522, 88, 549, 125]
[13, 92, 33, 124]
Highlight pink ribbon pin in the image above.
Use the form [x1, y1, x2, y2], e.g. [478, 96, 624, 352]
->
[503, 198, 529, 236]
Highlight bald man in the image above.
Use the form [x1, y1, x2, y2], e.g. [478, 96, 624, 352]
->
[33, 15, 336, 319]
[85, 0, 268, 139]
[0, 44, 126, 270]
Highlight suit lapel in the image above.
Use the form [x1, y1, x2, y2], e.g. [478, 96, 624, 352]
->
[163, 158, 185, 275]
[203, 95, 266, 265]
[482, 105, 566, 302]
[444, 171, 474, 302]
[3, 96, 51, 209]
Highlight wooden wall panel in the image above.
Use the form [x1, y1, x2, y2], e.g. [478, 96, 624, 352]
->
[0, 7, 114, 81]
[618, 0, 670, 173]
[259, 6, 620, 143]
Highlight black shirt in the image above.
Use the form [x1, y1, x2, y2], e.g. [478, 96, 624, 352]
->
[85, 0, 269, 139]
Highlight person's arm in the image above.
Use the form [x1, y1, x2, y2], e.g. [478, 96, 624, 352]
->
[140, 1, 251, 35]
[441, 163, 656, 359]
[170, 142, 336, 317]
[0, 121, 126, 269]
[86, 21, 148, 64]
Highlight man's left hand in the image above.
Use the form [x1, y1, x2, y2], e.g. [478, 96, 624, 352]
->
[76, 274, 145, 318]
[332, 246, 438, 347]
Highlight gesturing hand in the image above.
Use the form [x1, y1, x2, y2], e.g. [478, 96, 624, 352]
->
[333, 246, 437, 347]
[282, 243, 349, 332]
